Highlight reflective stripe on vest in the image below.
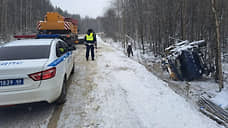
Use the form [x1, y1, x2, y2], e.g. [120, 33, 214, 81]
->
[86, 33, 94, 41]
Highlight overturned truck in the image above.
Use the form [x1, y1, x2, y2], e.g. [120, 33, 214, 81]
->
[164, 40, 211, 81]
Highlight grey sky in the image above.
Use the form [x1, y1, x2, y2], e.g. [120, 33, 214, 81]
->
[50, 0, 112, 18]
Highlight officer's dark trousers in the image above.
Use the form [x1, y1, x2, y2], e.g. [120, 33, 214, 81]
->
[127, 47, 133, 57]
[86, 44, 94, 60]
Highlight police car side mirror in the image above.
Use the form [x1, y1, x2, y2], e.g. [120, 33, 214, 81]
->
[69, 46, 76, 51]
[56, 50, 62, 57]
[56, 50, 61, 57]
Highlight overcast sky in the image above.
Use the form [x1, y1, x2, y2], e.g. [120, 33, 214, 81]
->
[50, 0, 112, 18]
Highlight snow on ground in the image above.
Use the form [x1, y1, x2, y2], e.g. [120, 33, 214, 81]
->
[104, 37, 228, 110]
[79, 37, 223, 128]
[212, 88, 228, 109]
[0, 41, 4, 46]
[102, 38, 160, 64]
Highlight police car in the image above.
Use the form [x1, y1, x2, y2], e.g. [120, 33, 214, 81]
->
[0, 38, 75, 105]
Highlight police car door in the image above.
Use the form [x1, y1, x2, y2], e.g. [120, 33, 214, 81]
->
[58, 41, 72, 78]
[55, 41, 67, 79]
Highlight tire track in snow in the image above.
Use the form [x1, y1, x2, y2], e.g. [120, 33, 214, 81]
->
[55, 45, 99, 128]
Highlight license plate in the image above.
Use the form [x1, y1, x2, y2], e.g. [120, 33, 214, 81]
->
[0, 79, 24, 87]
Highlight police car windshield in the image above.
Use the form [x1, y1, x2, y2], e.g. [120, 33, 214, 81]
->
[0, 45, 50, 60]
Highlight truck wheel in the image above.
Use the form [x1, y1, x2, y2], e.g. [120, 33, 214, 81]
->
[56, 79, 67, 105]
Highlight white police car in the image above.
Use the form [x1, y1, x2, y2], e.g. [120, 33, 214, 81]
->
[0, 38, 75, 105]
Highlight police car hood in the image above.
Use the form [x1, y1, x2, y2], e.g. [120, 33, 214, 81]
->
[0, 59, 48, 75]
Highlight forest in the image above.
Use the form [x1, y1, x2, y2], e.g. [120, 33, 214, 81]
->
[0, 0, 82, 41]
[101, 0, 228, 55]
[0, 0, 227, 89]
[1, 0, 228, 54]
[100, 0, 228, 90]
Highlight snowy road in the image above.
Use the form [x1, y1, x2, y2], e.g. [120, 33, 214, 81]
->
[0, 37, 224, 128]
[58, 37, 223, 128]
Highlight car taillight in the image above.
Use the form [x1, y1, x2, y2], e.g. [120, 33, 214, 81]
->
[28, 67, 56, 81]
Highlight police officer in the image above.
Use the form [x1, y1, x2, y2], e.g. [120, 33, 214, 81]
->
[84, 29, 97, 61]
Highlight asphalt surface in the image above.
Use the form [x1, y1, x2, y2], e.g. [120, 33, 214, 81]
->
[0, 102, 54, 128]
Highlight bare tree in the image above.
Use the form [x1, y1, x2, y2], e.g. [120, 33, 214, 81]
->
[211, 0, 223, 91]
[100, 0, 228, 86]
[0, 0, 81, 41]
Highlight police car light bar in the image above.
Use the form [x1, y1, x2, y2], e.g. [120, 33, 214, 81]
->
[36, 34, 61, 38]
[14, 35, 36, 39]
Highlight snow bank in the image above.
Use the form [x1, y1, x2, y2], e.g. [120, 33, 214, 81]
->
[212, 88, 228, 109]
[166, 40, 205, 60]
[0, 41, 4, 46]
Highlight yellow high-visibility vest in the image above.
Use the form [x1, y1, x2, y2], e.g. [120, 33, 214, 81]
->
[86, 33, 94, 41]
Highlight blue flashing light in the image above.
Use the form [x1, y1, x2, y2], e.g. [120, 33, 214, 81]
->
[37, 34, 60, 38]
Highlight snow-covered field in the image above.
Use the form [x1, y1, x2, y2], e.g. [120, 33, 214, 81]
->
[57, 37, 223, 128]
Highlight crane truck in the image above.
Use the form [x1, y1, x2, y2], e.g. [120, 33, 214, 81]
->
[37, 12, 79, 44]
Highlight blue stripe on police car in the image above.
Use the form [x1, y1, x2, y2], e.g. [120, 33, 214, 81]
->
[48, 51, 72, 67]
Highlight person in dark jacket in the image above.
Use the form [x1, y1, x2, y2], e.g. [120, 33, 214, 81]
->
[84, 29, 97, 61]
[127, 42, 133, 57]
